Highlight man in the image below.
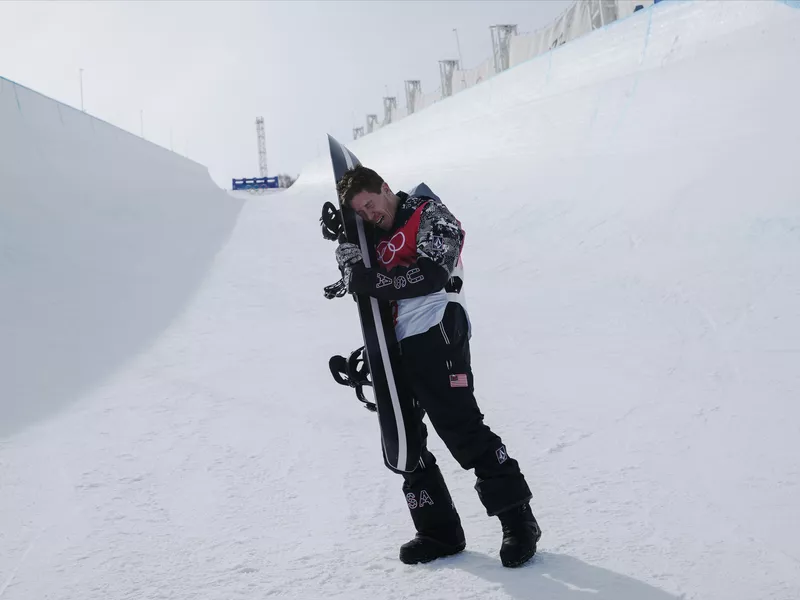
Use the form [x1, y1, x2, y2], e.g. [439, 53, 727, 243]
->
[334, 165, 541, 568]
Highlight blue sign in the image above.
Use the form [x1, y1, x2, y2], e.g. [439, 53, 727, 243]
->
[232, 177, 280, 190]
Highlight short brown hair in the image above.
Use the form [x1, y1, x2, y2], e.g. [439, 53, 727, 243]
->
[337, 165, 384, 207]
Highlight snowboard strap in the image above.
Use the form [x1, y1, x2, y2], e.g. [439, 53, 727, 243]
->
[321, 201, 350, 299]
[320, 201, 345, 242]
[328, 346, 377, 412]
[323, 276, 348, 299]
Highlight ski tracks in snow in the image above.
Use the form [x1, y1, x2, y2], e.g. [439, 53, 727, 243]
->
[0, 529, 41, 599]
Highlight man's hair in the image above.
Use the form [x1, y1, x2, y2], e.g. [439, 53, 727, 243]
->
[337, 165, 384, 207]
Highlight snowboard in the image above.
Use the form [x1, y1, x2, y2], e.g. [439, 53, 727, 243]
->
[324, 135, 421, 473]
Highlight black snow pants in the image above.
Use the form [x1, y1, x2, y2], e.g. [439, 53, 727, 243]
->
[397, 302, 532, 539]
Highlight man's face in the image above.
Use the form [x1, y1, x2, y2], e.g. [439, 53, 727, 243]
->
[350, 185, 395, 231]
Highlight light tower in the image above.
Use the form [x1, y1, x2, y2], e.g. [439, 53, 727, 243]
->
[366, 114, 379, 134]
[383, 96, 397, 125]
[405, 80, 422, 115]
[439, 60, 460, 98]
[490, 25, 518, 73]
[255, 117, 267, 177]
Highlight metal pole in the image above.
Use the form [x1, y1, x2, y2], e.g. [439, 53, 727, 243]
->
[453, 29, 466, 90]
[79, 68, 84, 112]
[490, 26, 498, 74]
[453, 29, 464, 66]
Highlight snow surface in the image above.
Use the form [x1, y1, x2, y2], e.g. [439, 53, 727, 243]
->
[0, 78, 243, 439]
[2, 2, 800, 599]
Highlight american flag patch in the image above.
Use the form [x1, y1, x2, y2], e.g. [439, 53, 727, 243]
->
[449, 374, 468, 388]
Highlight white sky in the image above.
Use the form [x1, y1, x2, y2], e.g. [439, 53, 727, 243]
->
[0, 0, 571, 188]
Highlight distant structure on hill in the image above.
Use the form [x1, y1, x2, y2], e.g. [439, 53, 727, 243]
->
[232, 117, 296, 193]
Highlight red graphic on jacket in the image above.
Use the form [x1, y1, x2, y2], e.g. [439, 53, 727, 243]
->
[375, 201, 428, 269]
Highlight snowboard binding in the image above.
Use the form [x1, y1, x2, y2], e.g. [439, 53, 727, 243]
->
[323, 276, 348, 299]
[320, 201, 345, 243]
[329, 346, 376, 412]
[321, 201, 351, 299]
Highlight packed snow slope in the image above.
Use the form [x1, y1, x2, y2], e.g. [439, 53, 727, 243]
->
[0, 78, 243, 438]
[2, 2, 800, 599]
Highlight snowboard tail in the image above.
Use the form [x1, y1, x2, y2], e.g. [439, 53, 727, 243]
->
[326, 135, 421, 473]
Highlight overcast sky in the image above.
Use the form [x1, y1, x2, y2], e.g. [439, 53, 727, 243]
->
[0, 0, 571, 188]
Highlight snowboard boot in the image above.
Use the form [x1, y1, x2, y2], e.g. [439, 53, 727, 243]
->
[399, 527, 466, 565]
[497, 502, 541, 568]
[400, 463, 466, 565]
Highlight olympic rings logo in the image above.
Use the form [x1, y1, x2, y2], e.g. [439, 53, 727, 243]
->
[376, 231, 406, 265]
